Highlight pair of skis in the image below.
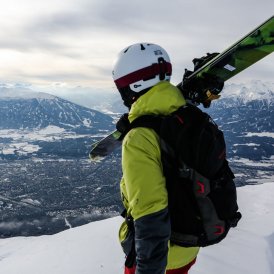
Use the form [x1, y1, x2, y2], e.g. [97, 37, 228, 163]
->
[90, 16, 274, 160]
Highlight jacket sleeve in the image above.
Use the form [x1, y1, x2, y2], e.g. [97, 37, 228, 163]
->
[122, 128, 171, 274]
[134, 208, 170, 274]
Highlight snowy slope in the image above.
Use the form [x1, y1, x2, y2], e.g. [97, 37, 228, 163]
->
[0, 183, 274, 274]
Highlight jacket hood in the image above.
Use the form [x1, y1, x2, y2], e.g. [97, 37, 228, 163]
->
[128, 81, 186, 123]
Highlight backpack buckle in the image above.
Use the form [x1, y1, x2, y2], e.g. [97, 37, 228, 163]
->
[178, 162, 192, 179]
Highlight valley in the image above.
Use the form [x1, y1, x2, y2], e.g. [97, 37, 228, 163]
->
[0, 80, 273, 238]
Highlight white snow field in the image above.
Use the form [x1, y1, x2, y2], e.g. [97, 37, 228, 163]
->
[0, 182, 274, 274]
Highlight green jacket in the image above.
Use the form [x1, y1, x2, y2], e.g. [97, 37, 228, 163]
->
[119, 81, 199, 273]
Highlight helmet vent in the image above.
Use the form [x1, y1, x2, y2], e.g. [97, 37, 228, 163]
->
[123, 46, 131, 53]
[140, 44, 146, 50]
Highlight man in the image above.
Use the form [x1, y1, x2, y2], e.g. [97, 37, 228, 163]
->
[112, 43, 199, 274]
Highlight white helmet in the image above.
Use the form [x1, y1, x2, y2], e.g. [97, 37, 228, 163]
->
[112, 43, 172, 93]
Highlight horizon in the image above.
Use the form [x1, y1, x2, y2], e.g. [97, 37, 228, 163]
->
[0, 80, 273, 112]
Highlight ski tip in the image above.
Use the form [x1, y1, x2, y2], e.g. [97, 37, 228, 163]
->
[89, 153, 105, 162]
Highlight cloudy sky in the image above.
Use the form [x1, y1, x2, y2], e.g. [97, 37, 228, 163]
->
[0, 0, 273, 97]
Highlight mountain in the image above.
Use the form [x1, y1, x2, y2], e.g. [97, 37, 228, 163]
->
[0, 182, 274, 274]
[220, 80, 274, 103]
[206, 80, 274, 161]
[0, 87, 116, 159]
[0, 85, 119, 179]
[0, 89, 113, 133]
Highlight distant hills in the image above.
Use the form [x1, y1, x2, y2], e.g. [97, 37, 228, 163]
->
[1, 80, 274, 160]
[0, 87, 115, 159]
[0, 89, 113, 134]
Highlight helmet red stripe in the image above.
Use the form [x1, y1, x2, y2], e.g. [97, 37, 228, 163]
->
[114, 62, 172, 89]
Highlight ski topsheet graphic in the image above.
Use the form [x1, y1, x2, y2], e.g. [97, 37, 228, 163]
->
[89, 16, 274, 160]
[181, 15, 274, 86]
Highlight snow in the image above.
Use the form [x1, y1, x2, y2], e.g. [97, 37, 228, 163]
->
[0, 127, 101, 143]
[0, 218, 124, 274]
[82, 118, 92, 128]
[246, 175, 274, 184]
[233, 143, 260, 147]
[20, 199, 41, 206]
[1, 148, 16, 155]
[0, 182, 274, 274]
[223, 80, 274, 102]
[37, 125, 66, 135]
[245, 132, 274, 138]
[231, 157, 273, 167]
[0, 126, 107, 156]
[0, 126, 72, 156]
[1, 143, 41, 155]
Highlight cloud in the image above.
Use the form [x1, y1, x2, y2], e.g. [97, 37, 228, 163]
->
[0, 0, 273, 90]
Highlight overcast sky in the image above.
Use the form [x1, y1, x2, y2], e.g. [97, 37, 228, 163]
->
[0, 0, 273, 96]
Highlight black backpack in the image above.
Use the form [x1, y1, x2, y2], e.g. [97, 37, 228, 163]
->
[130, 104, 241, 247]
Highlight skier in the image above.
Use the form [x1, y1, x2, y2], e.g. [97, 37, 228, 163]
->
[112, 43, 200, 274]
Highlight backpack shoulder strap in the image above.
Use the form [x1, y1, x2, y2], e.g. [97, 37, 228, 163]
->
[129, 115, 163, 135]
[129, 104, 192, 132]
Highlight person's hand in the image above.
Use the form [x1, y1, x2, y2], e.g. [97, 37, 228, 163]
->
[182, 53, 224, 107]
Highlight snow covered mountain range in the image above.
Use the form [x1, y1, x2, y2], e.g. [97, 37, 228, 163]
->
[1, 80, 273, 136]
[0, 86, 115, 159]
[206, 80, 274, 161]
[0, 88, 113, 133]
[220, 80, 274, 102]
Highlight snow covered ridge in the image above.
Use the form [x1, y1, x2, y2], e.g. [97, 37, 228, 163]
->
[0, 92, 113, 132]
[222, 80, 274, 102]
[0, 88, 114, 158]
[0, 182, 274, 274]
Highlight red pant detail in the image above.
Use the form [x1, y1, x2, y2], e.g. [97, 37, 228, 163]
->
[124, 264, 136, 274]
[124, 258, 196, 274]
